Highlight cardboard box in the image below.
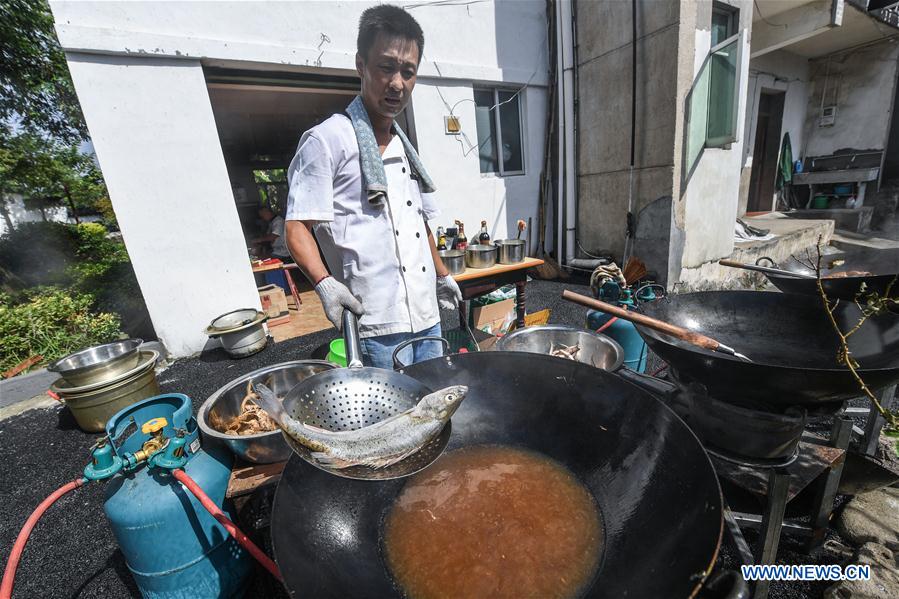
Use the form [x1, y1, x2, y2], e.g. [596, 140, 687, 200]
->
[470, 298, 516, 335]
[258, 284, 290, 326]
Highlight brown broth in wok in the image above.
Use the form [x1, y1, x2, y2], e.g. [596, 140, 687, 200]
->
[383, 445, 603, 599]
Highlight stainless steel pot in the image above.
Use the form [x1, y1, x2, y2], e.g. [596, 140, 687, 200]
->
[464, 244, 497, 269]
[494, 239, 525, 264]
[48, 338, 144, 387]
[496, 325, 624, 371]
[51, 350, 160, 432]
[438, 249, 465, 275]
[205, 308, 268, 358]
[198, 360, 338, 464]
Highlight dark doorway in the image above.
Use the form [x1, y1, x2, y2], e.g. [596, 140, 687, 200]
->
[882, 71, 899, 181]
[747, 90, 785, 213]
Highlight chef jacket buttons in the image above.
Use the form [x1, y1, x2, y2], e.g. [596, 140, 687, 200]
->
[402, 266, 407, 272]
[422, 266, 426, 272]
[395, 230, 399, 236]
[416, 232, 421, 238]
[406, 200, 412, 206]
[402, 167, 406, 173]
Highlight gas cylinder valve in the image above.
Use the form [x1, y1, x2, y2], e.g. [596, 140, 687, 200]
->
[132, 417, 169, 463]
[84, 437, 124, 481]
[150, 428, 189, 470]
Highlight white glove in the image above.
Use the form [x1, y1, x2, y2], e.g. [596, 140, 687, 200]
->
[314, 276, 364, 330]
[436, 275, 462, 310]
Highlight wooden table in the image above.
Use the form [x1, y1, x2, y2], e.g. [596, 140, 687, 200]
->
[252, 261, 302, 309]
[452, 256, 544, 329]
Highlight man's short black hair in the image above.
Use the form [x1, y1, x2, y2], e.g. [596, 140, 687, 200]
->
[357, 4, 424, 63]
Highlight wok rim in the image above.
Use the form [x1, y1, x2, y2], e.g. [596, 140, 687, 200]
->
[636, 290, 899, 374]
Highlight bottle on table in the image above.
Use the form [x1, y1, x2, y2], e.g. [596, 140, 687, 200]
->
[436, 226, 447, 251]
[477, 220, 490, 245]
[454, 220, 468, 250]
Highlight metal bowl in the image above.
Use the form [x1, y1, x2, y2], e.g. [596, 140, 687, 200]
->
[494, 239, 525, 264]
[438, 249, 465, 275]
[464, 244, 497, 268]
[51, 351, 160, 432]
[496, 325, 624, 371]
[47, 338, 144, 387]
[198, 360, 338, 464]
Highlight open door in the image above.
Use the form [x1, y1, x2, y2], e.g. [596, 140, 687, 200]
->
[747, 91, 785, 213]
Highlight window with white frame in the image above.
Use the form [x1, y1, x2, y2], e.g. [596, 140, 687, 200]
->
[473, 88, 525, 176]
[685, 2, 743, 181]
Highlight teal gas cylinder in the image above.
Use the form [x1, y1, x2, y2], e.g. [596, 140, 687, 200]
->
[97, 394, 251, 598]
[586, 283, 658, 373]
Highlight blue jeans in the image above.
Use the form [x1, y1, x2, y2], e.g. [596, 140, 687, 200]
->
[360, 323, 443, 369]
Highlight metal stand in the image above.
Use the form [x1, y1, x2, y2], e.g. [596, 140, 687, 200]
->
[720, 416, 852, 599]
[843, 385, 897, 456]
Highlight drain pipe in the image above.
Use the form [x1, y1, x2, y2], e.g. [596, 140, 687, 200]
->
[554, 0, 565, 265]
[554, 0, 577, 267]
[560, 0, 577, 266]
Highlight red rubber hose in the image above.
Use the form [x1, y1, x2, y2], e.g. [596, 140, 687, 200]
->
[172, 469, 283, 582]
[1, 478, 86, 599]
[596, 316, 618, 334]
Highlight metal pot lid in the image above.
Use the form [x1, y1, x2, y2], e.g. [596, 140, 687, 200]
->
[51, 350, 159, 394]
[205, 308, 267, 336]
[466, 244, 496, 253]
[47, 338, 143, 375]
[494, 239, 525, 245]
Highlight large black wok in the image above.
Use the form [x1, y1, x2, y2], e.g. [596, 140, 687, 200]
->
[763, 248, 899, 301]
[637, 291, 899, 408]
[271, 351, 725, 598]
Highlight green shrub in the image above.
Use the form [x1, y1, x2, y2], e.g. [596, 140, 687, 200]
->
[0, 288, 122, 373]
[0, 221, 78, 289]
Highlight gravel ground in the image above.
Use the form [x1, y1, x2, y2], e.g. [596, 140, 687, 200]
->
[0, 278, 867, 598]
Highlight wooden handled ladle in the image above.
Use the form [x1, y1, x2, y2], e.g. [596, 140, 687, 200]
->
[561, 290, 753, 362]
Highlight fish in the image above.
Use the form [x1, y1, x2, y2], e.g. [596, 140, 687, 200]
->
[252, 383, 468, 469]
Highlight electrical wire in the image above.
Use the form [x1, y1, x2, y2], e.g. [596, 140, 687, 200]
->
[753, 0, 788, 29]
[405, 0, 489, 9]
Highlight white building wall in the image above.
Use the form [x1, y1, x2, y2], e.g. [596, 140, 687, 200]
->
[803, 40, 899, 157]
[64, 54, 262, 357]
[50, 0, 548, 356]
[0, 195, 70, 236]
[413, 82, 546, 240]
[680, 20, 752, 269]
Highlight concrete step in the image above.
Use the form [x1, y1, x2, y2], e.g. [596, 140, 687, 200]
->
[830, 229, 899, 251]
[785, 208, 873, 233]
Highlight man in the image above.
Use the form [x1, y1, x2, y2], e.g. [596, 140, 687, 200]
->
[251, 206, 290, 261]
[285, 4, 461, 368]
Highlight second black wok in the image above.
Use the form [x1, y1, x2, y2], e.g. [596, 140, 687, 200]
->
[636, 291, 899, 407]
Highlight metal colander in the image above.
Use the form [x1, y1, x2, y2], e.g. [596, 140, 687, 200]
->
[280, 312, 450, 480]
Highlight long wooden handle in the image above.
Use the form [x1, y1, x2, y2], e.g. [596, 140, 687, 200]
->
[718, 259, 815, 280]
[561, 290, 721, 352]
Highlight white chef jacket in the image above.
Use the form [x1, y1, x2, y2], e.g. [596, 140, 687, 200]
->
[286, 113, 441, 338]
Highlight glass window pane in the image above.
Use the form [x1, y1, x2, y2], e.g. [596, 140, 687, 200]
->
[711, 10, 731, 47]
[473, 89, 498, 174]
[498, 90, 523, 173]
[707, 37, 738, 145]
[685, 58, 711, 177]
